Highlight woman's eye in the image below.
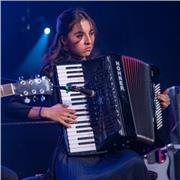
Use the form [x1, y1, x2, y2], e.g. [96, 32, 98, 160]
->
[89, 31, 95, 36]
[76, 34, 83, 38]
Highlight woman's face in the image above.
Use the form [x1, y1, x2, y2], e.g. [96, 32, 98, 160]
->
[62, 19, 95, 60]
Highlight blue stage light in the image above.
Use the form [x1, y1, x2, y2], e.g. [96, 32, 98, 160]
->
[44, 27, 51, 35]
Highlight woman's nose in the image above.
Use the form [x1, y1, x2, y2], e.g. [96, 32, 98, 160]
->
[84, 35, 91, 45]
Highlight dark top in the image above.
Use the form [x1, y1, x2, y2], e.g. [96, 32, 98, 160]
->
[8, 57, 150, 180]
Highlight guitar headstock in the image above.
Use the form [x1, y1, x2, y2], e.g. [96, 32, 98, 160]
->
[14, 76, 53, 97]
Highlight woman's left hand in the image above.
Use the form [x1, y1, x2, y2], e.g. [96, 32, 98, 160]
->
[158, 89, 170, 110]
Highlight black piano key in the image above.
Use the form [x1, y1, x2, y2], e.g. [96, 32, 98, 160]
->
[76, 125, 91, 129]
[70, 93, 82, 96]
[70, 81, 84, 85]
[72, 102, 86, 105]
[66, 66, 82, 69]
[67, 75, 84, 78]
[77, 129, 93, 133]
[78, 136, 94, 140]
[66, 71, 83, 74]
[77, 113, 89, 116]
[78, 141, 95, 145]
[75, 109, 87, 112]
[77, 121, 90, 124]
[71, 98, 86, 101]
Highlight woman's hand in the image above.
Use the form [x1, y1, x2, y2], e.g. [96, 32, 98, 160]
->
[158, 89, 170, 111]
[41, 104, 77, 128]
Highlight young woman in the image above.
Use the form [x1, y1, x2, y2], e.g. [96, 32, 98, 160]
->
[10, 8, 170, 180]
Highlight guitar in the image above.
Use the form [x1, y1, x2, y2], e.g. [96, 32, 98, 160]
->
[0, 76, 53, 98]
[144, 148, 170, 180]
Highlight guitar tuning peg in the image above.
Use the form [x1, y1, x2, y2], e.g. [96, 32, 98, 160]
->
[18, 76, 24, 81]
[35, 74, 40, 79]
[32, 96, 38, 102]
[24, 97, 31, 104]
[40, 95, 46, 102]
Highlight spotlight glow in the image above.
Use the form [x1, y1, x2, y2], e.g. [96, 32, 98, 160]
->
[44, 27, 51, 35]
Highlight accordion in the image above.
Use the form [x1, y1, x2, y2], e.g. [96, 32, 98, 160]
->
[54, 54, 165, 155]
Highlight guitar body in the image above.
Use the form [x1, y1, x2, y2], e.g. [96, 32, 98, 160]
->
[144, 149, 170, 180]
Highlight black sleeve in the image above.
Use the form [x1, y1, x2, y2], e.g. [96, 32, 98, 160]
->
[7, 96, 33, 119]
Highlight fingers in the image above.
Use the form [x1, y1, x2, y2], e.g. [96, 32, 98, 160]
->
[158, 93, 170, 110]
[53, 114, 77, 128]
[64, 112, 77, 123]
[58, 114, 77, 128]
[160, 102, 169, 110]
[47, 103, 78, 127]
[60, 119, 72, 128]
[58, 104, 77, 127]
[63, 106, 76, 113]
[158, 94, 170, 103]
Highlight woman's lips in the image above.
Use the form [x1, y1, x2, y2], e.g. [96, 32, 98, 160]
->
[84, 48, 92, 52]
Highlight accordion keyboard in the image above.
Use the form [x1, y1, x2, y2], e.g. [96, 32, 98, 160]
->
[56, 64, 96, 153]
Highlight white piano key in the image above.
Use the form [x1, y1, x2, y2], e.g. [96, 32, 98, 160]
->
[68, 132, 95, 140]
[68, 105, 87, 110]
[61, 99, 87, 105]
[72, 99, 88, 104]
[57, 64, 82, 69]
[60, 91, 82, 96]
[61, 99, 87, 104]
[67, 129, 93, 135]
[62, 100, 87, 105]
[61, 95, 87, 100]
[70, 122, 91, 128]
[77, 115, 90, 119]
[68, 140, 95, 145]
[58, 77, 85, 82]
[58, 81, 85, 86]
[69, 143, 96, 149]
[67, 131, 94, 136]
[68, 131, 94, 140]
[70, 146, 96, 153]
[67, 132, 94, 138]
[61, 100, 72, 106]
[57, 71, 84, 76]
[57, 66, 83, 70]
[77, 115, 90, 120]
[56, 64, 82, 70]
[57, 70, 83, 75]
[68, 138, 95, 144]
[60, 94, 86, 99]
[69, 83, 85, 87]
[59, 82, 85, 86]
[67, 127, 93, 133]
[69, 142, 96, 148]
[57, 74, 84, 78]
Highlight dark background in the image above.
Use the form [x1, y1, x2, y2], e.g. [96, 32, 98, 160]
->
[1, 1, 180, 179]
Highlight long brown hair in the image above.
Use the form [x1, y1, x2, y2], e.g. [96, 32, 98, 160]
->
[44, 8, 97, 65]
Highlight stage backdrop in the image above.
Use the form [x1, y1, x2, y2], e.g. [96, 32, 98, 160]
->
[1, 1, 180, 179]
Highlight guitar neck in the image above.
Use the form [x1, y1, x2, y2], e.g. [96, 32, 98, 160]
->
[0, 83, 15, 97]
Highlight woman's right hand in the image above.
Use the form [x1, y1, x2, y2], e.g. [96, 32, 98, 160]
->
[41, 104, 77, 128]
